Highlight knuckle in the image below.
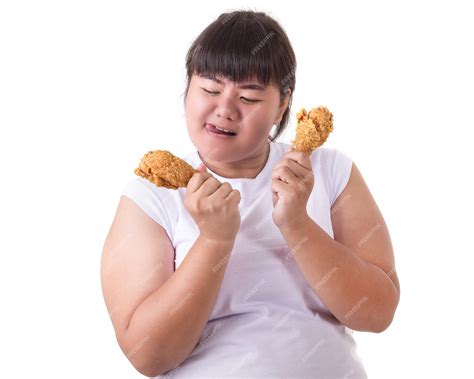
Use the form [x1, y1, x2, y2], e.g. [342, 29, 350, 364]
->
[206, 177, 219, 187]
[234, 190, 241, 200]
[196, 198, 205, 209]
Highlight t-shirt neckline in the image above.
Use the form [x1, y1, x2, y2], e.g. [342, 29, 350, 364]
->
[194, 142, 276, 201]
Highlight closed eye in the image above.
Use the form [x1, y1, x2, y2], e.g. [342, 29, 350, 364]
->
[201, 88, 219, 95]
[201, 88, 261, 104]
[240, 97, 261, 104]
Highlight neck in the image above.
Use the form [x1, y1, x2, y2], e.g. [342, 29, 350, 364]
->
[199, 142, 270, 179]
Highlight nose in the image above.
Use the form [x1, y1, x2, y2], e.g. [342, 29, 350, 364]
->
[216, 95, 238, 121]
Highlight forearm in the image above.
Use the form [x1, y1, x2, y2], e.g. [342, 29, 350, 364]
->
[124, 236, 234, 376]
[280, 216, 399, 333]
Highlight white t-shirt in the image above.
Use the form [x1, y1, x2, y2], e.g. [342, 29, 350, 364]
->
[122, 141, 367, 378]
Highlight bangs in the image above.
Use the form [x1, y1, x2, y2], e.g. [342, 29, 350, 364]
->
[186, 12, 290, 88]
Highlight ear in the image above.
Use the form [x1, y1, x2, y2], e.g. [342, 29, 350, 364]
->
[275, 88, 292, 125]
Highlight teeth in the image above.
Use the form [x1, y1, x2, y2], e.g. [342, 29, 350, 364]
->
[215, 126, 233, 133]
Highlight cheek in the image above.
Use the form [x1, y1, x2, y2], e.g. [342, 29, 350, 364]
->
[186, 95, 213, 122]
[241, 108, 274, 133]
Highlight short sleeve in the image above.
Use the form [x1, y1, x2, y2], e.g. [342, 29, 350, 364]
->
[329, 149, 353, 207]
[121, 177, 177, 244]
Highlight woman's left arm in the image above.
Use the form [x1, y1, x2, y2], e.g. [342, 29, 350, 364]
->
[272, 151, 400, 333]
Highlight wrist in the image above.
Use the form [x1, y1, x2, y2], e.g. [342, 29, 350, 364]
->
[199, 234, 236, 247]
[278, 214, 312, 234]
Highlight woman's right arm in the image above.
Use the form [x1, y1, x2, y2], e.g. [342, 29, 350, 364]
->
[100, 195, 236, 377]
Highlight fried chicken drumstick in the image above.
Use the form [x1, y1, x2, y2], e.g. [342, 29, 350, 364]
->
[135, 106, 333, 189]
[291, 106, 333, 154]
[134, 150, 196, 189]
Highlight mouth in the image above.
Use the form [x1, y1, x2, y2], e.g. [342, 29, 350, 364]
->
[205, 123, 238, 137]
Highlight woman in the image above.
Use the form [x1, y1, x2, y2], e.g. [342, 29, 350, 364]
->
[101, 10, 400, 378]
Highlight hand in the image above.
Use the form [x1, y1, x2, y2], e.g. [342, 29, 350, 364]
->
[271, 149, 314, 231]
[184, 163, 241, 242]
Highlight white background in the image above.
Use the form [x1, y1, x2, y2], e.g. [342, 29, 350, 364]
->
[1, 0, 473, 377]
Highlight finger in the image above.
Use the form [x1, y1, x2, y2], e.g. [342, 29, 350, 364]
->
[284, 150, 313, 171]
[196, 176, 222, 197]
[272, 191, 278, 206]
[275, 158, 310, 179]
[287, 159, 314, 184]
[196, 163, 208, 173]
[208, 182, 233, 200]
[272, 166, 298, 184]
[187, 172, 213, 193]
[271, 177, 290, 194]
[225, 189, 241, 204]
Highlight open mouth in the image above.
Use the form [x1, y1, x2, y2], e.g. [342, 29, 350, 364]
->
[205, 123, 237, 136]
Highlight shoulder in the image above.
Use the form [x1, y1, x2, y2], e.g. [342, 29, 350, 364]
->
[121, 176, 180, 241]
[122, 176, 177, 207]
[312, 147, 354, 206]
[312, 147, 352, 171]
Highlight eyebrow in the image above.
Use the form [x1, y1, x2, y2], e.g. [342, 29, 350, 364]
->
[200, 74, 266, 91]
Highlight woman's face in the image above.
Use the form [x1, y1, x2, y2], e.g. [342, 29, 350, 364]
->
[184, 73, 289, 165]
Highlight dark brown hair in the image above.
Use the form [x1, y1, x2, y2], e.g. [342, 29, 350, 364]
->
[184, 10, 296, 142]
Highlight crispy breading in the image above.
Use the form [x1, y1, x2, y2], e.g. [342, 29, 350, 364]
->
[134, 150, 196, 189]
[291, 106, 333, 154]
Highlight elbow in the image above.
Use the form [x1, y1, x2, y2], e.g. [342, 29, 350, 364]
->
[135, 357, 181, 377]
[135, 365, 161, 378]
[135, 365, 170, 378]
[128, 350, 173, 377]
[347, 311, 395, 334]
[118, 332, 173, 377]
[368, 293, 400, 333]
[369, 314, 394, 333]
[369, 279, 400, 333]
[346, 291, 400, 333]
[133, 358, 164, 378]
